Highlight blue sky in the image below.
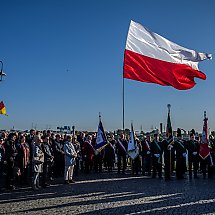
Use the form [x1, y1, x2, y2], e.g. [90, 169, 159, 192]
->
[0, 0, 214, 132]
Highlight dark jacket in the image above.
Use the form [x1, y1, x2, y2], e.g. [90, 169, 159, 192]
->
[116, 139, 128, 156]
[42, 142, 54, 163]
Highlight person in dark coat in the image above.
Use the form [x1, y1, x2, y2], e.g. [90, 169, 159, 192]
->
[174, 128, 187, 179]
[163, 135, 175, 181]
[77, 132, 85, 173]
[41, 136, 54, 187]
[16, 135, 30, 185]
[48, 132, 55, 180]
[82, 135, 95, 174]
[116, 134, 128, 174]
[131, 139, 141, 176]
[72, 136, 81, 176]
[0, 138, 6, 191]
[91, 133, 103, 173]
[104, 135, 116, 172]
[141, 133, 152, 176]
[208, 135, 215, 178]
[151, 131, 163, 178]
[53, 134, 65, 177]
[4, 133, 18, 190]
[26, 129, 36, 177]
[186, 129, 199, 179]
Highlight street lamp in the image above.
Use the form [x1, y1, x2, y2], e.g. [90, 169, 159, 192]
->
[0, 61, 6, 81]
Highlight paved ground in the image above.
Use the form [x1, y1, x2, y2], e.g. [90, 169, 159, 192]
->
[0, 171, 215, 215]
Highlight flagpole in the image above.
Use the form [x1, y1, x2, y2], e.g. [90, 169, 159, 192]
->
[99, 112, 101, 122]
[122, 65, 125, 133]
[167, 104, 172, 176]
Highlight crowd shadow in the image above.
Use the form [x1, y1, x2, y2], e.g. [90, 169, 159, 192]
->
[0, 172, 215, 214]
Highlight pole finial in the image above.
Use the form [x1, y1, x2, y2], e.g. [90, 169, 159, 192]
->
[99, 112, 101, 121]
[204, 111, 208, 121]
[167, 104, 171, 113]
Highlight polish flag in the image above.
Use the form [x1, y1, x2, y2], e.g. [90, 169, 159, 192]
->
[123, 20, 212, 90]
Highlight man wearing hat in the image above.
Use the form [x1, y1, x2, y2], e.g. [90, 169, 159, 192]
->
[186, 129, 199, 179]
[141, 133, 152, 176]
[174, 128, 187, 179]
[208, 135, 215, 178]
[116, 134, 128, 174]
[162, 134, 174, 181]
[150, 130, 163, 179]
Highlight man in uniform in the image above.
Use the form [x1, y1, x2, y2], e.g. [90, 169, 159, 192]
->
[163, 135, 174, 181]
[131, 138, 141, 176]
[141, 133, 152, 176]
[151, 131, 163, 179]
[208, 135, 215, 178]
[174, 128, 187, 179]
[186, 129, 199, 179]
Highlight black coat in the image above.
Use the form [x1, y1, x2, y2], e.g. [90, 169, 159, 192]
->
[42, 142, 54, 163]
[5, 140, 17, 166]
[116, 139, 128, 156]
[186, 140, 199, 161]
[174, 139, 187, 160]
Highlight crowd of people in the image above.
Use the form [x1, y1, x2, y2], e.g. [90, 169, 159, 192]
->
[0, 128, 215, 192]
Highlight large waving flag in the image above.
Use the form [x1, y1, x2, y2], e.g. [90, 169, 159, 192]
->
[0, 101, 8, 116]
[124, 20, 212, 90]
[96, 120, 108, 150]
[199, 111, 210, 160]
[128, 123, 139, 160]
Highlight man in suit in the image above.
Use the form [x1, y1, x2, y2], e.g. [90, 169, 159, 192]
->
[116, 134, 128, 174]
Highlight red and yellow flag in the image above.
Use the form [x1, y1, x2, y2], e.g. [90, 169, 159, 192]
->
[0, 101, 8, 116]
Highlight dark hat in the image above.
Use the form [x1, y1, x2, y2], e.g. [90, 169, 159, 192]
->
[190, 129, 195, 137]
[153, 129, 159, 137]
[177, 128, 182, 137]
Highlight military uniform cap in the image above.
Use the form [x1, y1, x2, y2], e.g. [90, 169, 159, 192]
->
[154, 129, 159, 136]
[177, 128, 182, 137]
[190, 129, 195, 137]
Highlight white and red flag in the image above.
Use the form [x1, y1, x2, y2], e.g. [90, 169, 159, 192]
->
[123, 20, 212, 90]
